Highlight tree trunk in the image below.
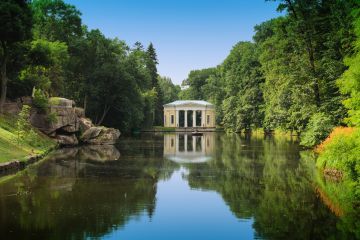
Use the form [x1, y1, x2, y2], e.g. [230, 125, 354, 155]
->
[0, 48, 8, 114]
[285, 0, 321, 107]
[97, 105, 110, 126]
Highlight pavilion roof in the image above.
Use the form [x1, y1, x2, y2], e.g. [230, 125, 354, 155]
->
[163, 100, 214, 107]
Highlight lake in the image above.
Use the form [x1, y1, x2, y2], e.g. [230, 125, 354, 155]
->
[0, 133, 358, 239]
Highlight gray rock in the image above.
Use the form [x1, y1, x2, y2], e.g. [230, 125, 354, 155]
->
[28, 97, 120, 146]
[61, 124, 78, 133]
[55, 134, 79, 146]
[49, 97, 74, 108]
[81, 127, 120, 145]
[74, 107, 85, 118]
[30, 105, 79, 134]
[3, 101, 21, 115]
[79, 117, 93, 132]
[81, 127, 102, 141]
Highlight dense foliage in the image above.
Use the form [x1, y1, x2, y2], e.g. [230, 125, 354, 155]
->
[300, 112, 334, 148]
[181, 0, 359, 138]
[1, 0, 360, 138]
[0, 0, 179, 133]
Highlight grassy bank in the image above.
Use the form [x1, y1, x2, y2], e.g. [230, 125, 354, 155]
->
[315, 127, 360, 203]
[316, 128, 359, 181]
[0, 115, 55, 163]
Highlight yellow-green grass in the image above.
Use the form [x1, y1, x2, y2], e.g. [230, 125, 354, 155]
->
[0, 115, 55, 163]
[152, 126, 176, 131]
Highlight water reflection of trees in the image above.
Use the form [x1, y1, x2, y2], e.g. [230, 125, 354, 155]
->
[0, 134, 178, 240]
[185, 134, 357, 239]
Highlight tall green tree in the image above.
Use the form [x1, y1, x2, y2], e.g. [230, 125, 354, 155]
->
[146, 43, 163, 125]
[221, 42, 264, 132]
[337, 7, 360, 126]
[31, 0, 82, 44]
[255, 0, 356, 132]
[181, 68, 217, 100]
[158, 76, 180, 104]
[20, 39, 69, 95]
[0, 0, 32, 113]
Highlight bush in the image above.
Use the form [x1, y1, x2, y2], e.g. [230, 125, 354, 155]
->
[15, 105, 49, 148]
[317, 127, 360, 182]
[46, 112, 57, 124]
[32, 88, 49, 112]
[300, 112, 334, 147]
[15, 105, 32, 144]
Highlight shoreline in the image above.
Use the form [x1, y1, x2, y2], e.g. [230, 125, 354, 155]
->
[0, 146, 57, 177]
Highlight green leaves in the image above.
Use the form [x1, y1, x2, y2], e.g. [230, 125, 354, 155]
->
[19, 39, 68, 95]
[337, 12, 360, 127]
[300, 112, 334, 147]
[31, 0, 82, 43]
[0, 0, 32, 45]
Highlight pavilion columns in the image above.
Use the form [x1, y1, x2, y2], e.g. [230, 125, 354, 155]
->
[201, 110, 205, 127]
[176, 109, 207, 128]
[184, 134, 188, 152]
[176, 110, 179, 127]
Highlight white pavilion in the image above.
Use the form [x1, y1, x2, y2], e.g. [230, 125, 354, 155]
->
[163, 100, 216, 129]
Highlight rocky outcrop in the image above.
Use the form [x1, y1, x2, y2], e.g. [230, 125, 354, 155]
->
[30, 98, 79, 135]
[30, 97, 120, 146]
[55, 134, 79, 146]
[81, 127, 120, 145]
[2, 97, 32, 115]
[79, 117, 93, 132]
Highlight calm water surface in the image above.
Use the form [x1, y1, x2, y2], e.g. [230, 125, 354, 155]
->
[0, 133, 358, 239]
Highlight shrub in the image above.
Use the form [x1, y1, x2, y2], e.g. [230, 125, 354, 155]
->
[48, 97, 62, 106]
[317, 127, 360, 182]
[15, 105, 32, 144]
[46, 112, 57, 124]
[15, 105, 49, 149]
[32, 88, 49, 112]
[300, 112, 334, 147]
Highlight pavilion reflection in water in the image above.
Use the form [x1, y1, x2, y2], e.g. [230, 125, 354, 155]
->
[163, 133, 215, 163]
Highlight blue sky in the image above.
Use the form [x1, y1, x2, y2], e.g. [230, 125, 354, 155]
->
[65, 0, 282, 85]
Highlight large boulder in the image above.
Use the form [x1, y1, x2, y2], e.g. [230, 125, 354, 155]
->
[48, 97, 74, 108]
[81, 127, 120, 145]
[79, 117, 94, 132]
[29, 97, 121, 147]
[74, 107, 85, 118]
[30, 97, 79, 135]
[55, 134, 79, 146]
[3, 101, 21, 115]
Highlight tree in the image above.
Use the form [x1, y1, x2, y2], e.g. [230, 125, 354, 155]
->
[0, 0, 32, 113]
[221, 42, 264, 132]
[158, 76, 180, 104]
[260, 0, 356, 131]
[31, 0, 82, 44]
[255, 17, 316, 132]
[20, 39, 69, 95]
[146, 43, 163, 125]
[337, 7, 360, 126]
[181, 68, 217, 100]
